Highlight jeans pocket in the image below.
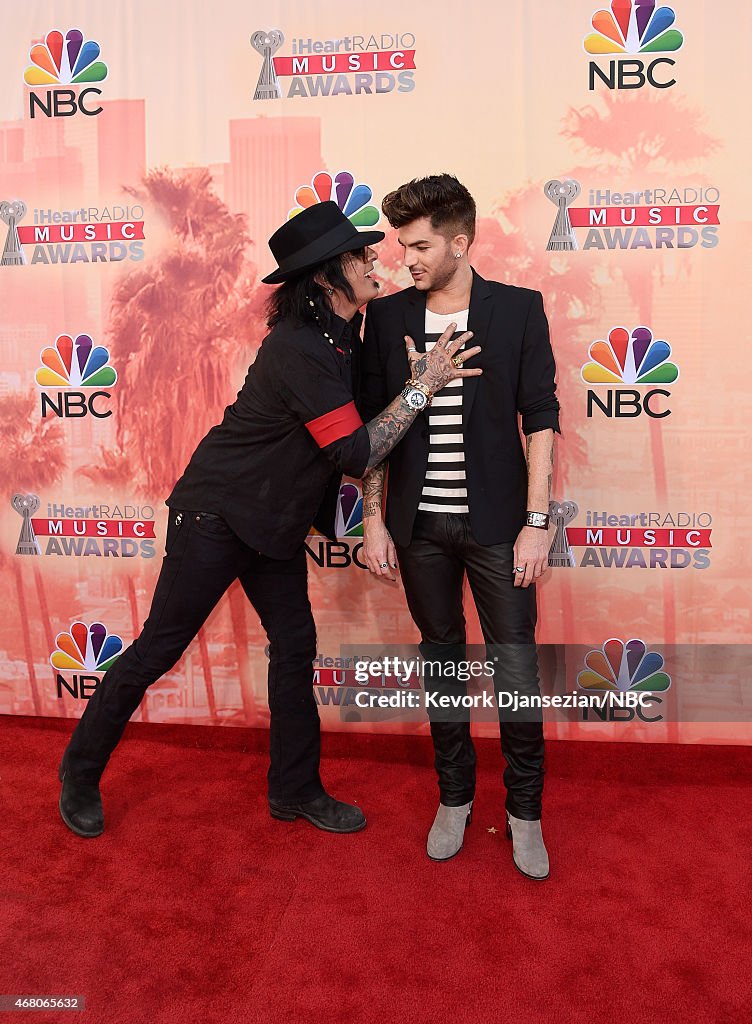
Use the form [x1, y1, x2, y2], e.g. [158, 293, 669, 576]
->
[191, 512, 235, 538]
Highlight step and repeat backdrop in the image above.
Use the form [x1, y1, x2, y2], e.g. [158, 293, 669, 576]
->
[1, 1, 749, 744]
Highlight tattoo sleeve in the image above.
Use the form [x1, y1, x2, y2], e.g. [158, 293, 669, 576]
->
[362, 462, 386, 518]
[364, 395, 420, 473]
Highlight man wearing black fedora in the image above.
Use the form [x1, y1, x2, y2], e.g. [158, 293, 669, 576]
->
[57, 201, 482, 839]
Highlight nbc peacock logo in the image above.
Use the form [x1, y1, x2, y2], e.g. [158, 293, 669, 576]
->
[584, 1, 683, 54]
[51, 621, 123, 672]
[24, 29, 108, 118]
[584, 2, 684, 90]
[335, 482, 364, 538]
[582, 326, 678, 418]
[36, 334, 117, 389]
[35, 333, 117, 419]
[578, 638, 671, 692]
[25, 29, 108, 85]
[289, 172, 380, 229]
[51, 622, 124, 700]
[582, 326, 679, 385]
[306, 482, 367, 569]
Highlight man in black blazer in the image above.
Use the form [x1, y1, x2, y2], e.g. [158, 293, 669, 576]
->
[358, 175, 559, 879]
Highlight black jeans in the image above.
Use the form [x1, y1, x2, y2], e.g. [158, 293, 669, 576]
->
[64, 511, 325, 804]
[397, 511, 545, 820]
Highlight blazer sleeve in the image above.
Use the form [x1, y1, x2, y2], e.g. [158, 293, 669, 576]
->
[357, 301, 390, 423]
[517, 291, 561, 435]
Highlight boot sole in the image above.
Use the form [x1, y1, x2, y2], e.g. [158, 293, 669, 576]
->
[427, 842, 464, 862]
[269, 807, 366, 834]
[511, 858, 549, 881]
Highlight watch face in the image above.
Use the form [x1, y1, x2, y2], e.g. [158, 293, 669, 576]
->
[407, 389, 427, 409]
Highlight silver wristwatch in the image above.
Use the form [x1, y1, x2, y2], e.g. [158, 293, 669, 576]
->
[401, 383, 429, 410]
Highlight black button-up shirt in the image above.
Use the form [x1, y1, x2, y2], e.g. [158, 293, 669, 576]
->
[167, 313, 371, 558]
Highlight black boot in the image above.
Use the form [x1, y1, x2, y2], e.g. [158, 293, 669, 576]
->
[268, 792, 366, 833]
[58, 755, 104, 838]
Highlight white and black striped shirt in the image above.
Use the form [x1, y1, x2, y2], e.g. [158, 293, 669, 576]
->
[418, 308, 469, 514]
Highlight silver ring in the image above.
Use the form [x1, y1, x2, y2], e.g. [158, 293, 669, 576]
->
[515, 566, 525, 573]
[407, 347, 417, 353]
[380, 563, 388, 568]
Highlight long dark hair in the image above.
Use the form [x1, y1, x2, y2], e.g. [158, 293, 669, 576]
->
[266, 249, 364, 331]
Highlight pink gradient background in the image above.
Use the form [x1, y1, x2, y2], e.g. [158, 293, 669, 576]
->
[1, 1, 750, 744]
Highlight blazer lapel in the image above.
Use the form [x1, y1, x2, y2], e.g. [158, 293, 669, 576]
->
[404, 287, 427, 355]
[463, 269, 491, 429]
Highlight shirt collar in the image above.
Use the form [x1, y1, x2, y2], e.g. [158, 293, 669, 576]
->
[329, 310, 363, 346]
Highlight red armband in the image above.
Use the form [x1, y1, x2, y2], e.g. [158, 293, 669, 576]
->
[305, 401, 363, 447]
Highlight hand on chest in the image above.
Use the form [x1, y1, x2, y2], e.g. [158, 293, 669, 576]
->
[386, 317, 514, 381]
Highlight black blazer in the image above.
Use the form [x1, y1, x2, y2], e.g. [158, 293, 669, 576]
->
[358, 270, 560, 547]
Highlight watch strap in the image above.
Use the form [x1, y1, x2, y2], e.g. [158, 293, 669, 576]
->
[401, 385, 428, 410]
[525, 511, 550, 530]
[404, 379, 433, 407]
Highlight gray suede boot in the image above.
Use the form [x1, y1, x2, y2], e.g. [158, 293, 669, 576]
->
[506, 812, 550, 880]
[426, 801, 473, 861]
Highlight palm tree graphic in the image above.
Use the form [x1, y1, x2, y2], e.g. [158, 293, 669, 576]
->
[1, 392, 67, 716]
[104, 169, 268, 725]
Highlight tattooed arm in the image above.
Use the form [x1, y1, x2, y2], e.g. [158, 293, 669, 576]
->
[362, 462, 387, 522]
[361, 462, 395, 578]
[363, 325, 481, 472]
[364, 394, 422, 471]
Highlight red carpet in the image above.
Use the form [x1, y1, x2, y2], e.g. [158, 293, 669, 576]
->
[1, 716, 750, 1024]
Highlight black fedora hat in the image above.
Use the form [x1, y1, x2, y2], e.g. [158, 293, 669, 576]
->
[262, 201, 384, 285]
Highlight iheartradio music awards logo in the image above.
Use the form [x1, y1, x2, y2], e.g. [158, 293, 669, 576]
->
[577, 638, 671, 722]
[544, 179, 719, 251]
[548, 500, 712, 569]
[36, 333, 117, 419]
[584, 1, 684, 90]
[0, 202, 145, 267]
[51, 621, 123, 701]
[289, 171, 381, 228]
[12, 493, 157, 559]
[582, 326, 679, 418]
[251, 29, 416, 100]
[24, 28, 108, 118]
[306, 482, 367, 569]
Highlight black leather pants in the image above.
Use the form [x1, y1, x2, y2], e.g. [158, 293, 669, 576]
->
[396, 511, 545, 820]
